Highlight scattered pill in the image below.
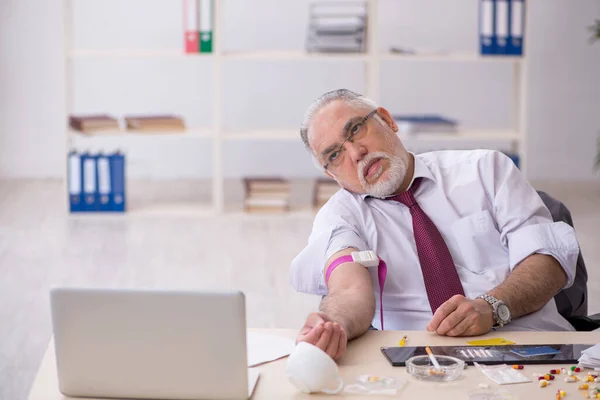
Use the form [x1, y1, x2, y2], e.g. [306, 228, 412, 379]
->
[540, 380, 549, 388]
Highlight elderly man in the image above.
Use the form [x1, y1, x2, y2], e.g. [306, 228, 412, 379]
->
[290, 89, 579, 361]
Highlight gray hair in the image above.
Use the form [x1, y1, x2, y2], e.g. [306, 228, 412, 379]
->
[300, 89, 378, 153]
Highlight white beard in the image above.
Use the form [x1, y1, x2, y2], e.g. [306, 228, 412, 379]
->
[358, 151, 408, 198]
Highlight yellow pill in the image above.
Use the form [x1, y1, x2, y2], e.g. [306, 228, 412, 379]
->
[579, 383, 589, 390]
[540, 380, 548, 388]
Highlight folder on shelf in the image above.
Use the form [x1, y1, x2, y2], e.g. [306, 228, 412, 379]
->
[479, 0, 496, 55]
[81, 153, 98, 212]
[495, 0, 509, 54]
[183, 0, 199, 53]
[109, 152, 126, 212]
[199, 0, 213, 53]
[508, 0, 525, 55]
[68, 151, 83, 212]
[97, 154, 112, 212]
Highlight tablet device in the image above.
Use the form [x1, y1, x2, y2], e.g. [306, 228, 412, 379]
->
[381, 344, 595, 366]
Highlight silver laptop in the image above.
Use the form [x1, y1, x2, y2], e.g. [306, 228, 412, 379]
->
[50, 287, 260, 400]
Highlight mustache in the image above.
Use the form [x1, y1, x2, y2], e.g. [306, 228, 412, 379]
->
[358, 152, 391, 180]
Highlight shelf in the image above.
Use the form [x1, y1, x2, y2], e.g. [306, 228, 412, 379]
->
[69, 49, 208, 58]
[381, 52, 523, 63]
[69, 49, 523, 63]
[399, 129, 520, 141]
[68, 128, 214, 138]
[222, 51, 367, 61]
[224, 130, 299, 141]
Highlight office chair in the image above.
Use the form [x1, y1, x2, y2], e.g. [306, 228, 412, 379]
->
[537, 191, 600, 331]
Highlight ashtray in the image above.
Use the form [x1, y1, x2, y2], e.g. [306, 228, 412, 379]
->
[406, 355, 465, 382]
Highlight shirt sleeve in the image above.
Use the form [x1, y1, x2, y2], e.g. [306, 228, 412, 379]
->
[481, 151, 579, 288]
[289, 193, 368, 295]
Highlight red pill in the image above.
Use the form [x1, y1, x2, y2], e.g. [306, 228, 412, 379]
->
[575, 367, 581, 373]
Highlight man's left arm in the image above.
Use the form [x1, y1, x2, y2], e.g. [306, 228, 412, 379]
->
[428, 151, 579, 336]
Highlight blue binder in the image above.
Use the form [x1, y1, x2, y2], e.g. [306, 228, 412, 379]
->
[68, 151, 84, 212]
[109, 152, 126, 212]
[508, 0, 525, 55]
[495, 0, 509, 54]
[479, 0, 496, 55]
[96, 153, 112, 212]
[81, 152, 98, 212]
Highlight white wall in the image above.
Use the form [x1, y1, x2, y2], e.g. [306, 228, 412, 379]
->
[0, 0, 598, 180]
[0, 0, 65, 178]
[525, 0, 600, 181]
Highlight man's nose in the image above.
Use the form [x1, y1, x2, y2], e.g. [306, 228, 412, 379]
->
[345, 140, 367, 164]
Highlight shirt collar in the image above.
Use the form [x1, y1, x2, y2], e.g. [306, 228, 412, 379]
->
[360, 152, 436, 200]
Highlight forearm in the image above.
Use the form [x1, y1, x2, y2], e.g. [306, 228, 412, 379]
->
[488, 253, 567, 318]
[320, 285, 375, 340]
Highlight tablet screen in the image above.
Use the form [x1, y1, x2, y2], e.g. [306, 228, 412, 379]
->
[381, 344, 595, 366]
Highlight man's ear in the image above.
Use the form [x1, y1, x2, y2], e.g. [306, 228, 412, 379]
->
[376, 107, 398, 132]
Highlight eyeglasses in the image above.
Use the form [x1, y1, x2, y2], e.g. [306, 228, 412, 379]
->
[322, 109, 378, 171]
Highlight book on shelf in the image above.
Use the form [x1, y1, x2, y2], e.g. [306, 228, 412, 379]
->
[392, 114, 459, 135]
[69, 114, 120, 134]
[243, 177, 290, 213]
[313, 177, 339, 209]
[124, 115, 186, 132]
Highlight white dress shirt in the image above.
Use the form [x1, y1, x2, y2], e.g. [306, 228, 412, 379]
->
[290, 150, 580, 331]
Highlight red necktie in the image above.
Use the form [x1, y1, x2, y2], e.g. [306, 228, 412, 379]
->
[390, 178, 465, 313]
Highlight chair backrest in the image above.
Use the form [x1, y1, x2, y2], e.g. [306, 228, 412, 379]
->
[537, 191, 588, 319]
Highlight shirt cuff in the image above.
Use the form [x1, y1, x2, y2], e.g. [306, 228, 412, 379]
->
[507, 221, 579, 288]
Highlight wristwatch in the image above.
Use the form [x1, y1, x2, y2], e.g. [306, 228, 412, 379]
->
[476, 293, 512, 328]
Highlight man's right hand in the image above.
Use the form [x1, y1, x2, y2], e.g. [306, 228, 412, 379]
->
[296, 312, 347, 361]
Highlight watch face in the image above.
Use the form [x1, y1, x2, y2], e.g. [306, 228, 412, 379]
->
[497, 304, 511, 322]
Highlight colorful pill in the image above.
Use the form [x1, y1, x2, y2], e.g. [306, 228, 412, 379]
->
[540, 380, 549, 388]
[512, 365, 524, 370]
[568, 370, 574, 376]
[545, 374, 553, 380]
[549, 375, 556, 380]
[558, 390, 566, 397]
[571, 366, 577, 371]
[551, 369, 561, 374]
[580, 384, 589, 390]
[565, 377, 578, 382]
[575, 368, 582, 373]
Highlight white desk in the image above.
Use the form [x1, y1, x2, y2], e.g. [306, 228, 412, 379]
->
[29, 330, 600, 399]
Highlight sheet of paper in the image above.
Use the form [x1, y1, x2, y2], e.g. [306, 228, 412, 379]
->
[247, 332, 296, 367]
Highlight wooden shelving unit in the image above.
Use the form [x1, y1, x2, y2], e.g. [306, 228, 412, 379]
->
[64, 0, 526, 215]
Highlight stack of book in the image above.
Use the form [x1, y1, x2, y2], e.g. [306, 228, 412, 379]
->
[243, 178, 290, 213]
[124, 115, 186, 132]
[313, 178, 339, 209]
[392, 114, 458, 135]
[69, 114, 120, 134]
[306, 1, 367, 53]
